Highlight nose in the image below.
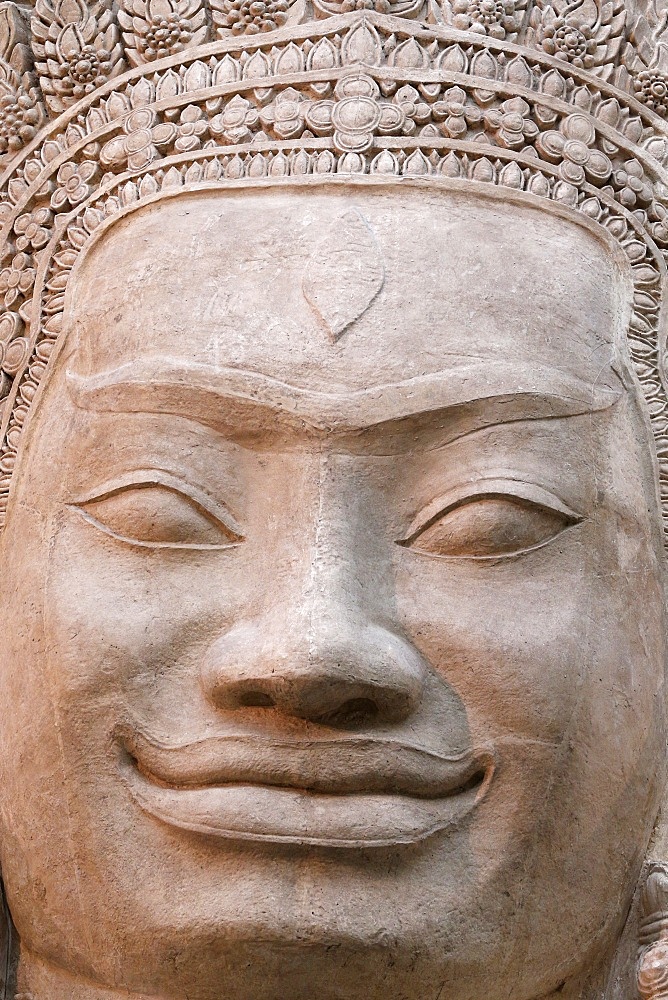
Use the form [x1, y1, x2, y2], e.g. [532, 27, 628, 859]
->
[199, 611, 427, 726]
[200, 454, 430, 727]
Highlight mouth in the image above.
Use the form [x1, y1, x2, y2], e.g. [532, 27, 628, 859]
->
[118, 725, 495, 848]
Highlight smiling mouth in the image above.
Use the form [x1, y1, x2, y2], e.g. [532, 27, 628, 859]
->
[118, 725, 495, 848]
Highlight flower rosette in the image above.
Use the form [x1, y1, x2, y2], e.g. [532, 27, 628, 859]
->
[260, 89, 308, 139]
[535, 113, 612, 185]
[451, 0, 519, 38]
[303, 74, 405, 152]
[613, 159, 653, 208]
[209, 95, 259, 144]
[484, 97, 538, 150]
[14, 207, 52, 251]
[101, 109, 177, 170]
[0, 253, 35, 308]
[634, 70, 668, 116]
[174, 105, 208, 152]
[432, 86, 483, 139]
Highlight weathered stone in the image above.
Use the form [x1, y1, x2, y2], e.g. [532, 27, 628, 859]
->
[0, 0, 665, 997]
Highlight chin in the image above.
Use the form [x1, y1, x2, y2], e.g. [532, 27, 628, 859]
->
[102, 913, 566, 1000]
[103, 867, 507, 999]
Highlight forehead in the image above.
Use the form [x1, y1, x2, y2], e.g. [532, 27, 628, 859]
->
[68, 186, 622, 387]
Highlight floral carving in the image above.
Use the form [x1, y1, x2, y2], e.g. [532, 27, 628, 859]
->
[450, 0, 524, 39]
[535, 113, 612, 184]
[1, 333, 30, 377]
[0, 0, 663, 553]
[650, 202, 668, 246]
[432, 86, 483, 138]
[484, 96, 538, 148]
[634, 69, 668, 116]
[531, 0, 626, 71]
[118, 0, 208, 66]
[256, 74, 409, 153]
[539, 17, 597, 65]
[174, 104, 207, 151]
[0, 311, 29, 401]
[613, 159, 652, 207]
[0, 5, 45, 160]
[0, 252, 35, 307]
[101, 109, 177, 169]
[0, 76, 43, 156]
[311, 0, 421, 17]
[260, 88, 308, 138]
[14, 206, 52, 250]
[210, 95, 260, 143]
[51, 159, 99, 208]
[394, 85, 432, 130]
[210, 0, 290, 36]
[31, 0, 124, 114]
[339, 0, 391, 10]
[329, 75, 403, 152]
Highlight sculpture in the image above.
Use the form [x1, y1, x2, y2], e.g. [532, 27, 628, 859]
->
[0, 0, 666, 994]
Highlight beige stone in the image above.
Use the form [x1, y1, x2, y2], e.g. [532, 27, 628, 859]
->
[0, 0, 666, 997]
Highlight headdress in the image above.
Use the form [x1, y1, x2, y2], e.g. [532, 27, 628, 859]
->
[0, 0, 666, 543]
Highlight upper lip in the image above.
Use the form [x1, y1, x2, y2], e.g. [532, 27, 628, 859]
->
[119, 725, 494, 799]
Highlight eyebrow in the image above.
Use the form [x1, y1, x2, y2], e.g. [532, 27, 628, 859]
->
[67, 359, 621, 445]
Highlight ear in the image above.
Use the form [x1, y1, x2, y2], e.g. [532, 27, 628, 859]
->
[606, 782, 668, 1000]
[0, 877, 18, 998]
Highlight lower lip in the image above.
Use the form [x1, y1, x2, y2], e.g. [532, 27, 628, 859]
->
[122, 762, 492, 849]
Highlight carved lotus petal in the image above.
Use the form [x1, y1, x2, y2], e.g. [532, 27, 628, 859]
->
[562, 112, 595, 144]
[308, 36, 338, 71]
[341, 22, 381, 66]
[0, 310, 21, 346]
[100, 133, 127, 168]
[302, 209, 384, 340]
[56, 23, 84, 58]
[2, 335, 29, 375]
[378, 103, 404, 132]
[304, 100, 334, 135]
[55, 0, 87, 25]
[152, 121, 178, 147]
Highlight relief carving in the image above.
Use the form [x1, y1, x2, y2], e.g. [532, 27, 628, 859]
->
[0, 0, 663, 995]
[639, 866, 668, 1000]
[302, 208, 385, 338]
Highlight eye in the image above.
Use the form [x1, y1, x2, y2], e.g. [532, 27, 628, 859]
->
[400, 490, 580, 559]
[72, 481, 243, 550]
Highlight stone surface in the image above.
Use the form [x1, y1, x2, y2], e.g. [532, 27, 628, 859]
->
[0, 0, 665, 997]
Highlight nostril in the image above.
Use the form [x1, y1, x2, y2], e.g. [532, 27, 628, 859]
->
[237, 691, 275, 708]
[315, 697, 379, 729]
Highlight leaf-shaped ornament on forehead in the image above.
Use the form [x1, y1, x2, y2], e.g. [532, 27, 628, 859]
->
[302, 208, 385, 341]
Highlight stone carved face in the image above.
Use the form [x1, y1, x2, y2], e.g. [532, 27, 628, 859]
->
[0, 186, 665, 999]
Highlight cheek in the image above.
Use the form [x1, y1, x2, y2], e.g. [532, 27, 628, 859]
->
[392, 522, 664, 750]
[40, 524, 242, 732]
[390, 521, 666, 951]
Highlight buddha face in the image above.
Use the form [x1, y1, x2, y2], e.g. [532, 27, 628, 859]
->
[0, 185, 665, 1000]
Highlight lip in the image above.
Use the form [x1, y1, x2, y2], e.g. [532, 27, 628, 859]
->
[118, 725, 496, 848]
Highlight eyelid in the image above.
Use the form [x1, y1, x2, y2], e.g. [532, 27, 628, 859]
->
[399, 478, 583, 546]
[69, 468, 244, 541]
